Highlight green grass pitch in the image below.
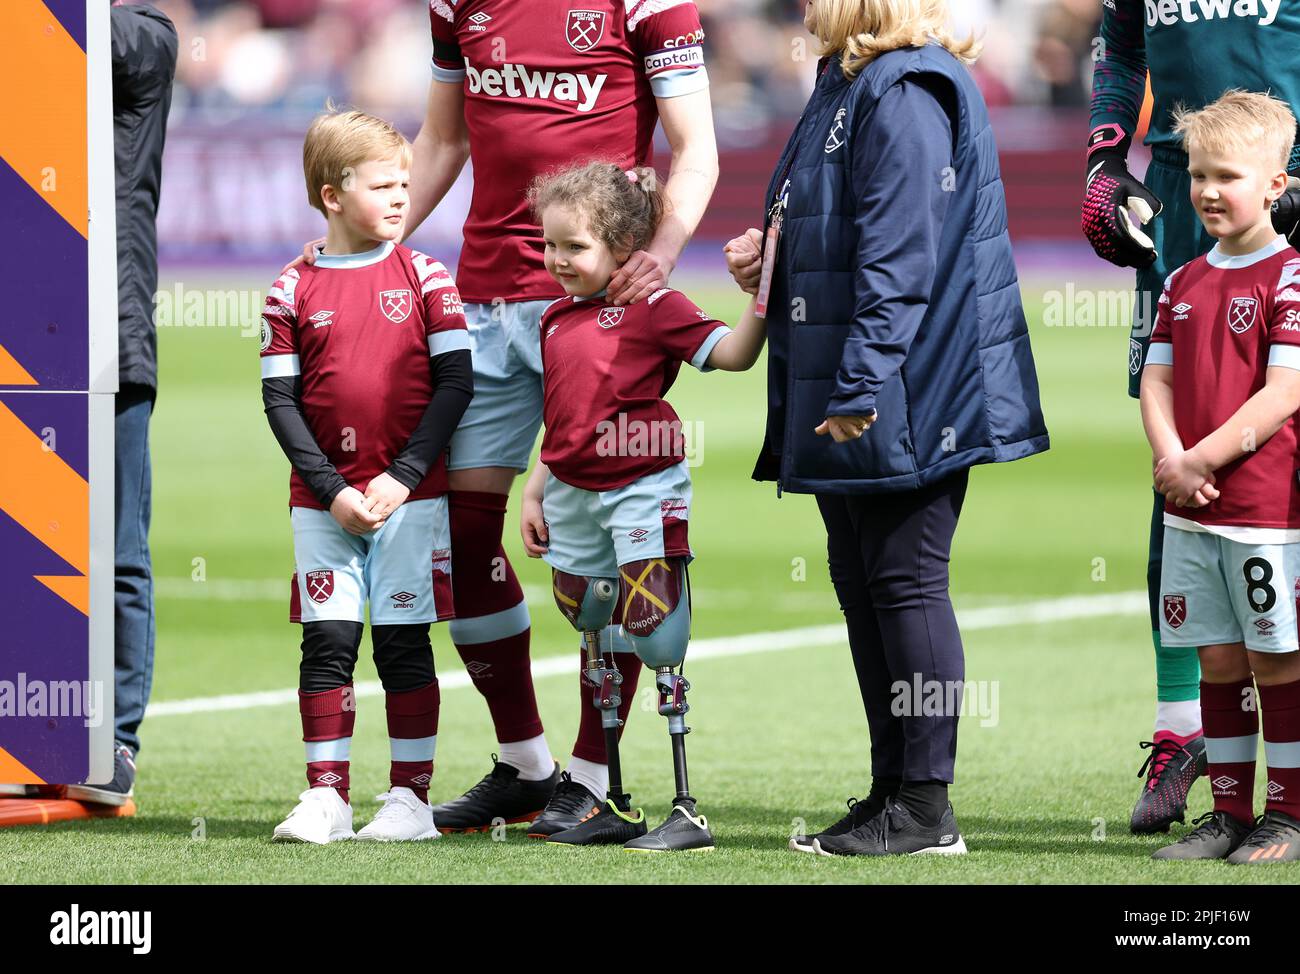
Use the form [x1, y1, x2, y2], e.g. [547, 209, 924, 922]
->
[3, 269, 1295, 884]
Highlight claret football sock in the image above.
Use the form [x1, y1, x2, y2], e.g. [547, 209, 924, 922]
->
[386, 681, 440, 803]
[300, 684, 355, 804]
[447, 490, 547, 746]
[1201, 678, 1258, 826]
[572, 628, 642, 765]
[1258, 678, 1300, 820]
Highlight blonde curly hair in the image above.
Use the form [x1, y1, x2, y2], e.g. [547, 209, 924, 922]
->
[812, 0, 980, 80]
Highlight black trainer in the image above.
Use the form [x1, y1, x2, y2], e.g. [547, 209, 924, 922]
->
[63, 742, 135, 807]
[814, 797, 967, 857]
[1227, 809, 1300, 864]
[527, 772, 601, 839]
[547, 799, 647, 846]
[431, 755, 558, 833]
[625, 799, 715, 852]
[789, 793, 887, 854]
[1130, 735, 1207, 834]
[1151, 810, 1252, 860]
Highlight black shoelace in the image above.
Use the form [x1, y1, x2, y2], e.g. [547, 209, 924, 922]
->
[1136, 739, 1187, 791]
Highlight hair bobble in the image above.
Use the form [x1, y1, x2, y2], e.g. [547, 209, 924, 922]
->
[626, 170, 639, 184]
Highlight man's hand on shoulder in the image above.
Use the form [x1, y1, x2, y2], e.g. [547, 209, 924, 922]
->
[281, 238, 327, 276]
[607, 250, 673, 305]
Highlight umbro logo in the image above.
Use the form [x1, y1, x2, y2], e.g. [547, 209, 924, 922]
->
[1268, 780, 1285, 797]
[629, 528, 649, 543]
[1255, 618, 1276, 635]
[1212, 775, 1240, 791]
[310, 310, 335, 328]
[468, 11, 491, 31]
[317, 771, 343, 786]
[1172, 303, 1191, 313]
[390, 591, 417, 603]
[465, 660, 492, 677]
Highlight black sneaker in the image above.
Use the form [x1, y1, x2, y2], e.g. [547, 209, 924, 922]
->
[789, 793, 886, 854]
[63, 742, 135, 807]
[1226, 809, 1300, 864]
[527, 772, 601, 838]
[1151, 810, 1252, 860]
[624, 800, 714, 852]
[548, 799, 648, 846]
[431, 755, 558, 833]
[814, 797, 966, 857]
[1130, 735, 1207, 834]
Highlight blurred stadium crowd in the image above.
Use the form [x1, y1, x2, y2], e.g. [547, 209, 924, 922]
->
[153, 0, 1103, 136]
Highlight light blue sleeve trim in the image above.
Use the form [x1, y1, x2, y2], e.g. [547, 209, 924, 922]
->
[690, 324, 732, 372]
[1143, 342, 1173, 367]
[650, 64, 709, 99]
[1268, 344, 1300, 371]
[431, 58, 466, 83]
[261, 354, 301, 379]
[447, 600, 530, 645]
[428, 331, 472, 357]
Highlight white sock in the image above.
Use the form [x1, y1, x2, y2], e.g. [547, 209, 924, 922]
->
[1155, 700, 1202, 738]
[498, 734, 553, 781]
[565, 756, 608, 801]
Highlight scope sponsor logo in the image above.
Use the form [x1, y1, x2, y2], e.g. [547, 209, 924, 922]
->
[464, 59, 606, 113]
[1145, 0, 1282, 28]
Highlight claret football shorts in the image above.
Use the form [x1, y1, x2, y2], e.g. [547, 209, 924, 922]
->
[447, 298, 552, 473]
[1159, 525, 1300, 654]
[289, 496, 454, 626]
[541, 460, 694, 577]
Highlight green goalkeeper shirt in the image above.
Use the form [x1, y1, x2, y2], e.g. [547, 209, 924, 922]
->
[1090, 0, 1300, 168]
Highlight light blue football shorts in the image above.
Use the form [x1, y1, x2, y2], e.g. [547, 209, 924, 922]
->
[447, 299, 551, 473]
[541, 460, 694, 578]
[290, 497, 454, 626]
[1159, 524, 1300, 654]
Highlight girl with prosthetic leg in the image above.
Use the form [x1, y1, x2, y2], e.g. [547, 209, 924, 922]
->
[520, 161, 766, 850]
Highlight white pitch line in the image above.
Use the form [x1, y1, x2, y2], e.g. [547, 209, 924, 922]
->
[145, 590, 1146, 719]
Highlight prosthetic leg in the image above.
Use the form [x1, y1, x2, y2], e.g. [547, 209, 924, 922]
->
[620, 558, 715, 853]
[546, 570, 648, 845]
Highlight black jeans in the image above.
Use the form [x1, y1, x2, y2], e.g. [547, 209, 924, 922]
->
[815, 469, 969, 783]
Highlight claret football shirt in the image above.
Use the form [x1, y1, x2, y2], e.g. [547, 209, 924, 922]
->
[539, 287, 730, 491]
[260, 240, 470, 508]
[428, 0, 709, 302]
[1146, 236, 1300, 538]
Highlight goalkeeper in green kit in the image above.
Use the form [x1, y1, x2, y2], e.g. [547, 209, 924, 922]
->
[1082, 0, 1300, 834]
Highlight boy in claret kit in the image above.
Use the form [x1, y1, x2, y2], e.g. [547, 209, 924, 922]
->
[1141, 90, 1300, 863]
[518, 161, 765, 851]
[260, 109, 473, 843]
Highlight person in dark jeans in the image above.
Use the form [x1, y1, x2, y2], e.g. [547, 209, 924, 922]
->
[725, 0, 1048, 856]
[66, 2, 177, 804]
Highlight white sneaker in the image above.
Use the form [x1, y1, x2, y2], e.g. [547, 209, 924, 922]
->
[272, 788, 355, 844]
[356, 787, 440, 842]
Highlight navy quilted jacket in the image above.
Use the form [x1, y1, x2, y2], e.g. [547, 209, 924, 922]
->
[752, 44, 1049, 495]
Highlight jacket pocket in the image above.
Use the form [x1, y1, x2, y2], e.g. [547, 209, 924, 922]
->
[788, 375, 916, 483]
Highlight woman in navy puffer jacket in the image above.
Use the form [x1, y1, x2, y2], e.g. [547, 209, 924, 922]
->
[725, 0, 1048, 858]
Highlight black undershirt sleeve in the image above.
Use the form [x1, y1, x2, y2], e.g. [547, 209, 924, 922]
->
[384, 348, 475, 491]
[262, 375, 350, 508]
